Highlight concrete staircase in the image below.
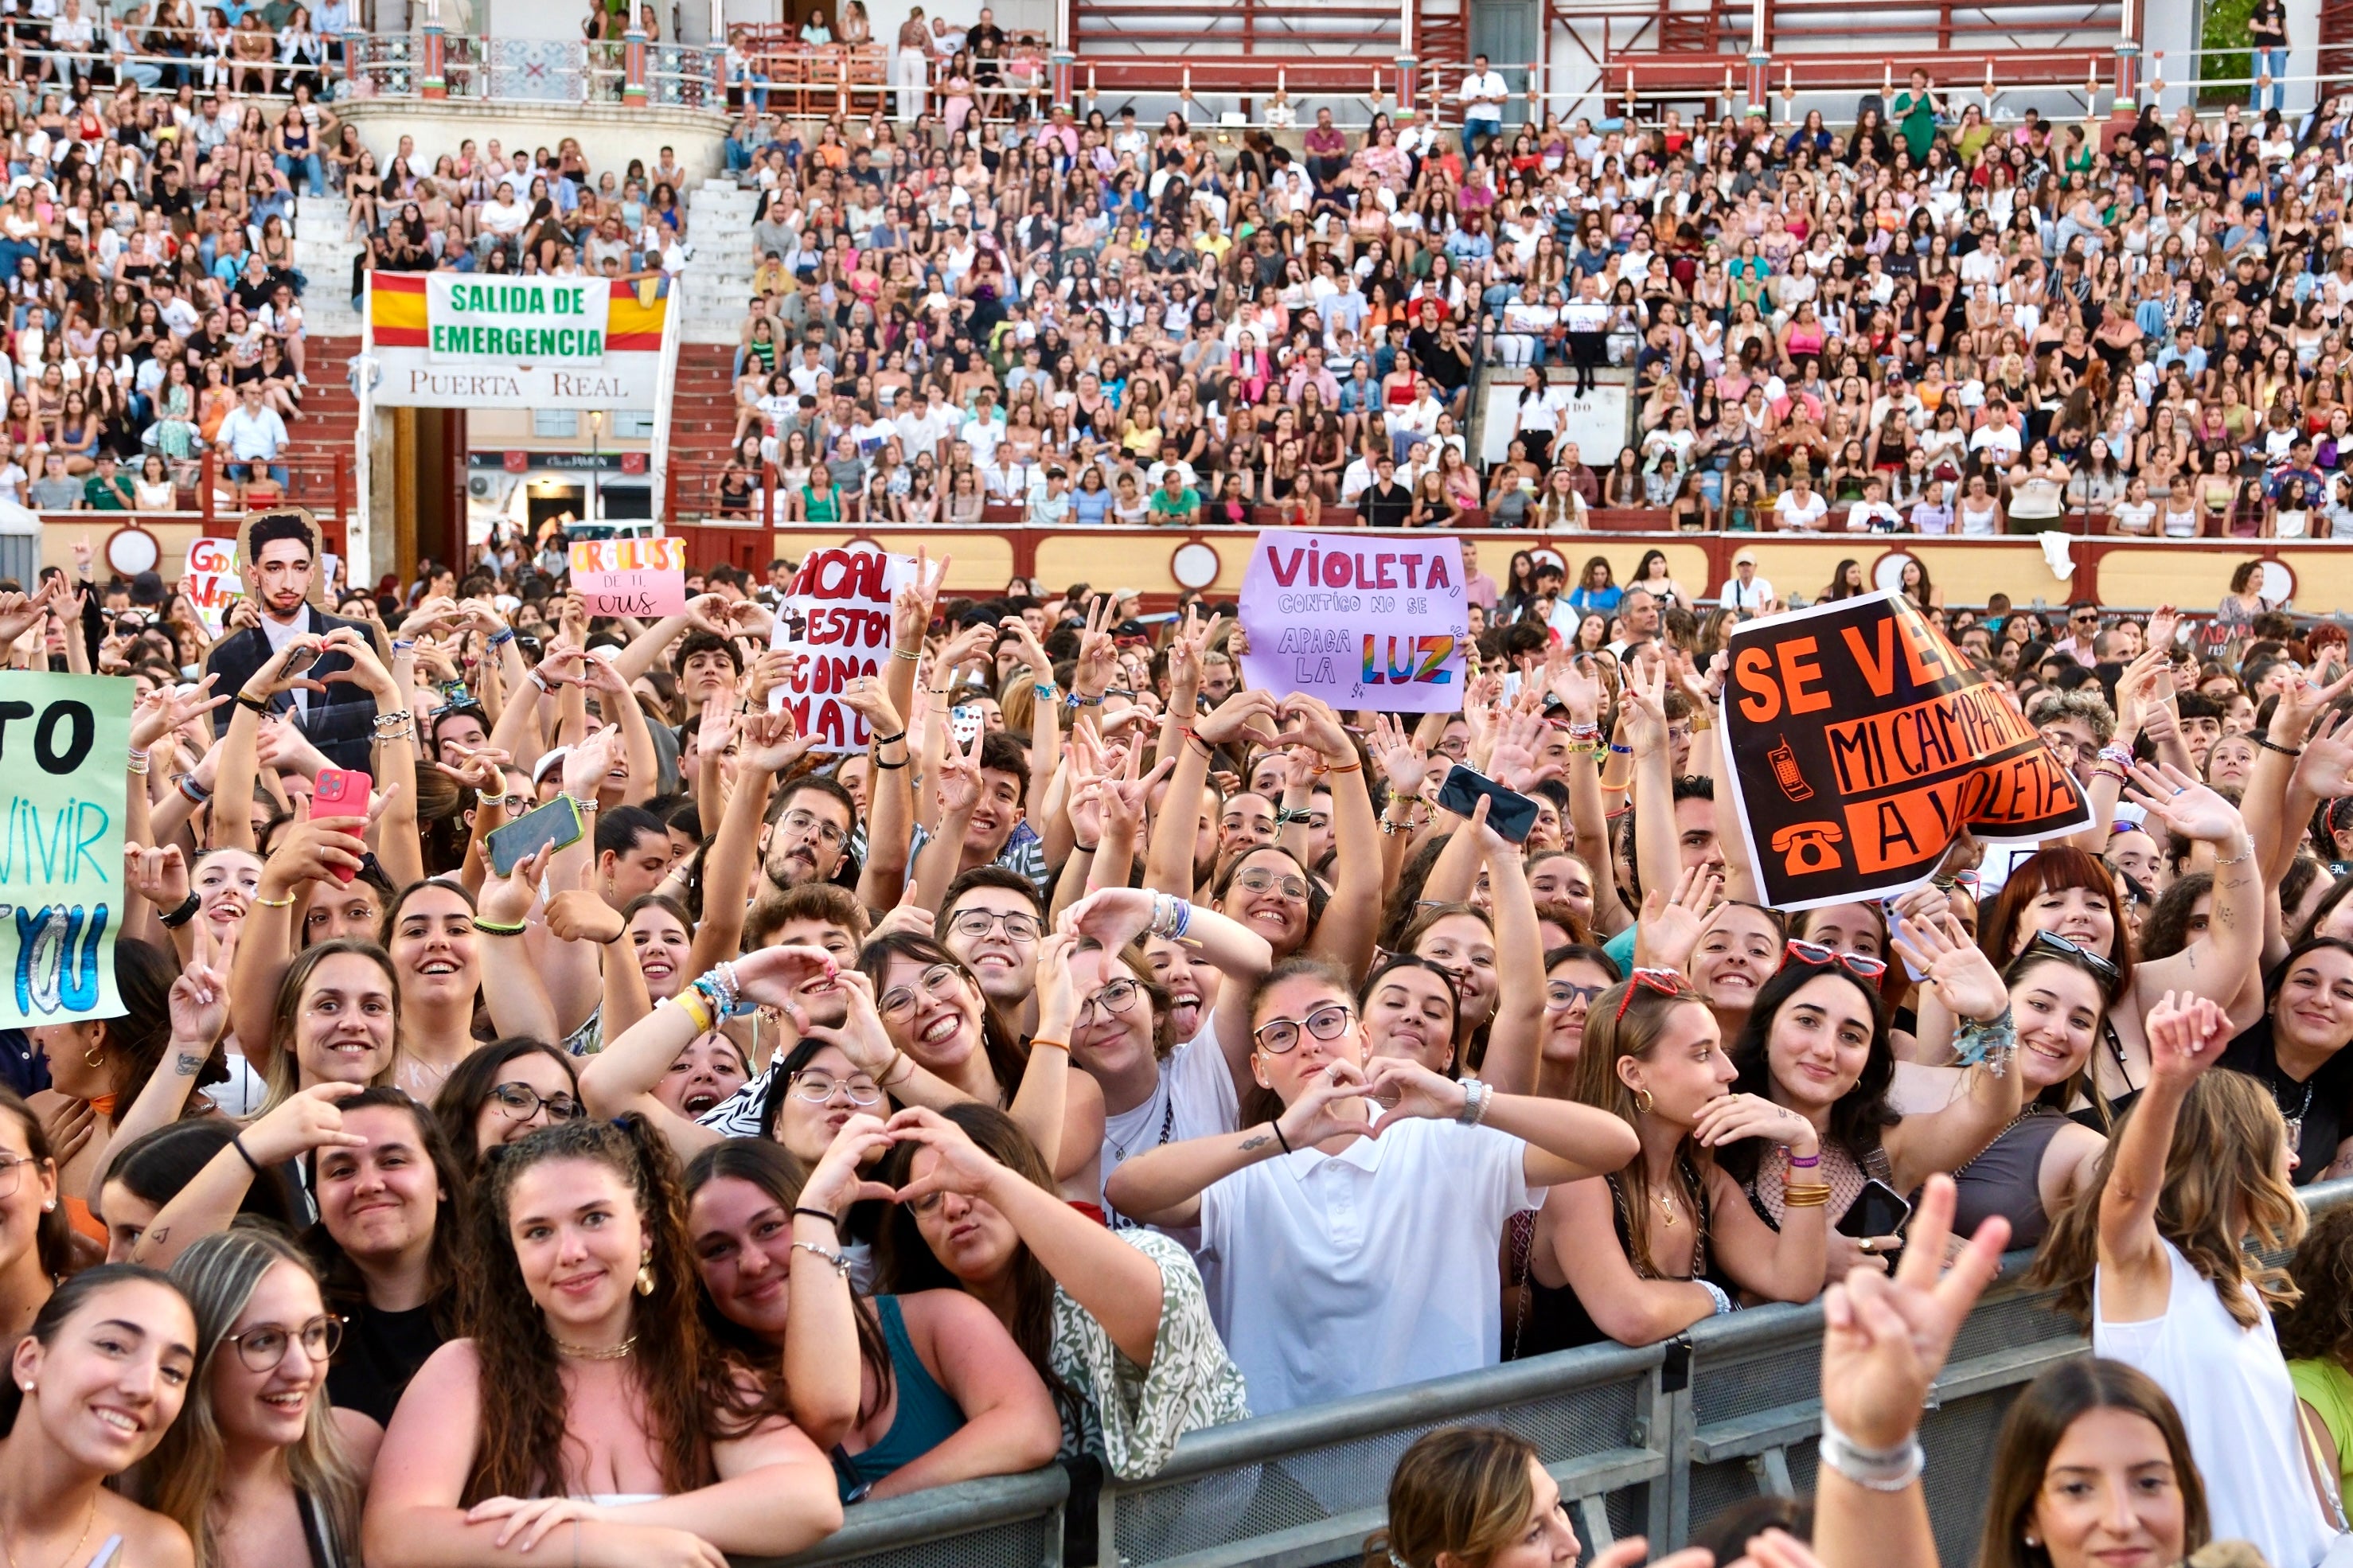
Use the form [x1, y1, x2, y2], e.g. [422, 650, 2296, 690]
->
[678, 177, 761, 347]
[292, 193, 366, 337]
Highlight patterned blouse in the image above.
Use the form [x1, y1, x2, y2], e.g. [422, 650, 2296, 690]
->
[1049, 1228, 1250, 1480]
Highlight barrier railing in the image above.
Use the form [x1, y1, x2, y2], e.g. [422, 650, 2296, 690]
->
[729, 1178, 2353, 1567]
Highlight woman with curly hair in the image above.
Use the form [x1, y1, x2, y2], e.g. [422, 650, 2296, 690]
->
[361, 1115, 841, 1566]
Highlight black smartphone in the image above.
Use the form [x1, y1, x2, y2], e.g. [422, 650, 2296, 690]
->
[1836, 1178, 1914, 1240]
[1435, 763, 1540, 844]
[485, 796, 584, 877]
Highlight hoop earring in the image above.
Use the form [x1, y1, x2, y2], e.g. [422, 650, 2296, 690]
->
[81, 1042, 103, 1069]
[635, 1261, 655, 1297]
[1632, 1087, 1655, 1114]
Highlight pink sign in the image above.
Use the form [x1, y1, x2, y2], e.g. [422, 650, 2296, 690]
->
[569, 536, 687, 617]
[1238, 529, 1468, 712]
[774, 546, 918, 755]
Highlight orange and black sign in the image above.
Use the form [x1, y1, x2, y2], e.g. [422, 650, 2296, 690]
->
[1722, 592, 2089, 910]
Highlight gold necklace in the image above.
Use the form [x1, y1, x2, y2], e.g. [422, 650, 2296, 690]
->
[2, 1495, 96, 1568]
[1656, 1188, 1679, 1228]
[552, 1334, 638, 1362]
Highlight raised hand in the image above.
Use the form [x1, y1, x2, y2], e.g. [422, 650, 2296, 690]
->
[1195, 688, 1281, 750]
[1363, 1055, 1470, 1135]
[1056, 887, 1160, 950]
[1619, 656, 1670, 759]
[544, 860, 624, 946]
[891, 548, 952, 649]
[259, 797, 368, 900]
[1819, 1173, 2009, 1450]
[799, 1113, 901, 1217]
[166, 955, 231, 1051]
[478, 843, 554, 929]
[1274, 1057, 1374, 1148]
[131, 674, 227, 751]
[2298, 708, 2353, 800]
[240, 1080, 371, 1166]
[1485, 712, 1556, 794]
[1368, 713, 1431, 801]
[997, 614, 1055, 685]
[2144, 988, 2228, 1087]
[1034, 930, 1079, 1039]
[1636, 860, 1722, 975]
[1546, 647, 1607, 725]
[247, 632, 329, 700]
[731, 944, 845, 1008]
[2123, 760, 2246, 845]
[933, 722, 984, 817]
[125, 841, 190, 912]
[560, 724, 625, 800]
[316, 626, 399, 702]
[1099, 740, 1171, 841]
[1887, 909, 2008, 1024]
[738, 708, 814, 776]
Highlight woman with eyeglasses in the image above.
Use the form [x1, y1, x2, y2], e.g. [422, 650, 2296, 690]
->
[429, 1038, 583, 1183]
[0, 1088, 70, 1347]
[1975, 757, 2265, 1126]
[135, 1227, 370, 1568]
[1714, 915, 2025, 1286]
[1519, 969, 1828, 1355]
[1535, 944, 1621, 1095]
[1106, 957, 1639, 1413]
[1052, 888, 1275, 1212]
[685, 1133, 1059, 1503]
[135, 1087, 468, 1436]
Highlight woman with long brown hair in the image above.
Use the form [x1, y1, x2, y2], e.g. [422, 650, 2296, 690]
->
[361, 1116, 840, 1565]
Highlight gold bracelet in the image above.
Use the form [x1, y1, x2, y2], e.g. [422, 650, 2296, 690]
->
[1029, 1036, 1071, 1053]
[672, 990, 714, 1034]
[880, 1047, 913, 1088]
[254, 891, 296, 908]
[1782, 1183, 1832, 1208]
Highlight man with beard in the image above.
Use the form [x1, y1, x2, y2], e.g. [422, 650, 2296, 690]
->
[204, 508, 387, 770]
[759, 774, 858, 889]
[937, 867, 1044, 1037]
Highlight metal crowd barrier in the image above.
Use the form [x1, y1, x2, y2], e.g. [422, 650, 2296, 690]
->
[736, 1178, 2353, 1568]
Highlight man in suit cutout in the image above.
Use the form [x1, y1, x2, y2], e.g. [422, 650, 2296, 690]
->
[202, 507, 386, 772]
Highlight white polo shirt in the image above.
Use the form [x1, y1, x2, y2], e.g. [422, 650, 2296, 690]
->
[1196, 1114, 1531, 1414]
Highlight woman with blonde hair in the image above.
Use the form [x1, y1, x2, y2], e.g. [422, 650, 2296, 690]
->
[139, 1227, 371, 1568]
[2028, 989, 2334, 1564]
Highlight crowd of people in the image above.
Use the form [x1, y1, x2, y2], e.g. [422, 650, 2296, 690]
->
[7, 10, 2353, 1566]
[0, 490, 2343, 1566]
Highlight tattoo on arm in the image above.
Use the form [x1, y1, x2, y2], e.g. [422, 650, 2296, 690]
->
[175, 1051, 203, 1075]
[1237, 1133, 1273, 1153]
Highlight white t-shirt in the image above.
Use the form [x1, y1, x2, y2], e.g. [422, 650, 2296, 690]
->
[1774, 490, 1828, 530]
[1719, 574, 1775, 612]
[1196, 1114, 1531, 1415]
[2111, 498, 2158, 536]
[1101, 1024, 1239, 1227]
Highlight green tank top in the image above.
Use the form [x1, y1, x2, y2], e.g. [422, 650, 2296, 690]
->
[836, 1295, 966, 1500]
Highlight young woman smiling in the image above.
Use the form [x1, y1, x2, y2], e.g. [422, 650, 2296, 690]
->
[251, 942, 400, 1116]
[138, 1228, 373, 1568]
[361, 1117, 841, 1566]
[0, 1266, 201, 1568]
[0, 1090, 68, 1349]
[1718, 917, 2025, 1287]
[1520, 971, 1827, 1353]
[2216, 936, 2353, 1184]
[136, 1086, 467, 1435]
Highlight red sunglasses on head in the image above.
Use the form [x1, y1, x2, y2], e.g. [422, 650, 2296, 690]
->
[1614, 967, 1691, 1022]
[1784, 938, 1889, 981]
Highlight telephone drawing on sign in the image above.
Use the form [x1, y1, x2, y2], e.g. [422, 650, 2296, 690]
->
[1771, 822, 1845, 876]
[1768, 735, 1813, 802]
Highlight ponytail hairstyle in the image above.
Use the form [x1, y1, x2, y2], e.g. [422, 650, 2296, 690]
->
[0, 1086, 72, 1281]
[1363, 1425, 1541, 1568]
[464, 1115, 771, 1505]
[681, 1138, 896, 1425]
[0, 1263, 186, 1437]
[256, 938, 402, 1116]
[2028, 1069, 2304, 1330]
[142, 1227, 364, 1568]
[1570, 973, 1711, 1279]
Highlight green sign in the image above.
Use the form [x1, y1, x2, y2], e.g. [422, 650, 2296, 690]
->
[0, 675, 131, 1025]
[425, 276, 611, 365]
